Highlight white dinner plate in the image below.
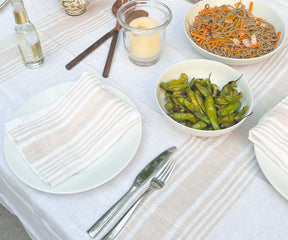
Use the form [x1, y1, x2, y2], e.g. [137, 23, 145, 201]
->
[0, 0, 8, 8]
[254, 145, 288, 200]
[4, 82, 142, 194]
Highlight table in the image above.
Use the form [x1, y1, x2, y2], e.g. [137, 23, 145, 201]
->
[1, 0, 288, 239]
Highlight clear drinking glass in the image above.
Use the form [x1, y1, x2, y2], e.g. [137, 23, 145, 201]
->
[58, 0, 87, 16]
[117, 0, 172, 66]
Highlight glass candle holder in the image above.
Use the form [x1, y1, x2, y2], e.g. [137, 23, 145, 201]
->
[117, 0, 172, 66]
[58, 0, 87, 16]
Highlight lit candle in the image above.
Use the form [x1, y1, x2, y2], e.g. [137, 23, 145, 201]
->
[129, 17, 160, 59]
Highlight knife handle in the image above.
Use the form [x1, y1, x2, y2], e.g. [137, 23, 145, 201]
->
[102, 187, 153, 240]
[65, 29, 114, 70]
[87, 185, 137, 238]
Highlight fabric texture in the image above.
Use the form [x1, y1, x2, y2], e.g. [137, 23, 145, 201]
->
[249, 96, 288, 173]
[4, 72, 141, 187]
[1, 0, 288, 240]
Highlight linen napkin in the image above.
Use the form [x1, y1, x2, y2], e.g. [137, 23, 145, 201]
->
[4, 72, 141, 187]
[249, 96, 288, 173]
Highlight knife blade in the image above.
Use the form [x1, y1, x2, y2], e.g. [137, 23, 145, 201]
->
[87, 146, 177, 238]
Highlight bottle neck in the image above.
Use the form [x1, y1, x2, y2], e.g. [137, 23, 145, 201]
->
[10, 0, 29, 24]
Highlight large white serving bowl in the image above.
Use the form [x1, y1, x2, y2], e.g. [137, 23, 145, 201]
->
[184, 0, 286, 65]
[155, 59, 253, 137]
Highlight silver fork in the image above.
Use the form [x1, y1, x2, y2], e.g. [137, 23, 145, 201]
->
[102, 159, 177, 240]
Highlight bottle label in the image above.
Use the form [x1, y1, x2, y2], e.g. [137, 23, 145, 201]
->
[31, 41, 43, 61]
[13, 11, 28, 24]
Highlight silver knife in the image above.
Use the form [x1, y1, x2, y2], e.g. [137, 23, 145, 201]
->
[87, 146, 177, 238]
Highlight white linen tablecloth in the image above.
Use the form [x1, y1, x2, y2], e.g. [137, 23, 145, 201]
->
[1, 0, 288, 239]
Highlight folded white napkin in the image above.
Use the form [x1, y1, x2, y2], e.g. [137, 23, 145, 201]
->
[4, 72, 141, 187]
[249, 96, 288, 173]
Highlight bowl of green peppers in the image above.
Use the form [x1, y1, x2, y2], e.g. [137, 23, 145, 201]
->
[155, 59, 253, 137]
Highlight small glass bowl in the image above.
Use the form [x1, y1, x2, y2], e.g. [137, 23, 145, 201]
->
[58, 0, 87, 16]
[117, 0, 172, 66]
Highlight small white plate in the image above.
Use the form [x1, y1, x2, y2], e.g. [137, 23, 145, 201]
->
[4, 82, 142, 194]
[254, 145, 288, 200]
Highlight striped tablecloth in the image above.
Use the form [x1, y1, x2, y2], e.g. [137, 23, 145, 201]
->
[1, 0, 288, 239]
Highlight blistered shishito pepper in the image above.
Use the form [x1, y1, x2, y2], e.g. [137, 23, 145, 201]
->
[205, 76, 213, 95]
[160, 82, 171, 91]
[168, 73, 188, 85]
[176, 97, 196, 112]
[187, 90, 203, 113]
[235, 106, 249, 122]
[224, 91, 243, 103]
[220, 122, 235, 129]
[165, 102, 174, 112]
[168, 97, 185, 113]
[195, 90, 206, 113]
[191, 120, 208, 130]
[168, 84, 188, 92]
[215, 96, 230, 105]
[195, 82, 209, 98]
[215, 91, 243, 105]
[218, 113, 236, 124]
[194, 111, 210, 124]
[220, 81, 236, 96]
[172, 90, 186, 97]
[170, 112, 197, 123]
[218, 101, 241, 116]
[212, 84, 218, 98]
[205, 96, 220, 130]
[220, 75, 242, 96]
[160, 82, 188, 92]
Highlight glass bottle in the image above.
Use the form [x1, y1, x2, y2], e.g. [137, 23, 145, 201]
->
[10, 0, 44, 69]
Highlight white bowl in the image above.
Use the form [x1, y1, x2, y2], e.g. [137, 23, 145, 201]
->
[155, 59, 253, 137]
[184, 0, 286, 65]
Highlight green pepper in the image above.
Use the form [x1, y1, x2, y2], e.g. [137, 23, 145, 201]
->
[170, 112, 197, 123]
[165, 102, 174, 112]
[235, 106, 249, 122]
[220, 75, 241, 96]
[169, 97, 185, 113]
[194, 111, 210, 124]
[168, 84, 188, 92]
[224, 91, 243, 103]
[167, 73, 188, 85]
[215, 96, 231, 105]
[172, 90, 186, 97]
[211, 84, 219, 98]
[160, 82, 188, 92]
[187, 90, 203, 113]
[195, 82, 210, 98]
[220, 122, 235, 129]
[176, 97, 196, 112]
[218, 113, 236, 124]
[218, 101, 241, 116]
[205, 96, 220, 130]
[160, 82, 171, 91]
[204, 75, 213, 95]
[195, 90, 206, 113]
[191, 120, 208, 130]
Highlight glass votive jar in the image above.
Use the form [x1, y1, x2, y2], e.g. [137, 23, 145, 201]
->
[58, 0, 87, 16]
[117, 0, 172, 66]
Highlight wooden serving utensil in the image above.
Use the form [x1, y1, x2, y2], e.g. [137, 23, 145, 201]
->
[102, 0, 124, 78]
[102, 1, 148, 77]
[65, 0, 148, 73]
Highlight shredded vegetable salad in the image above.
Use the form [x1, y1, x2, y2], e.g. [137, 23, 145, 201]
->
[188, 1, 281, 59]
